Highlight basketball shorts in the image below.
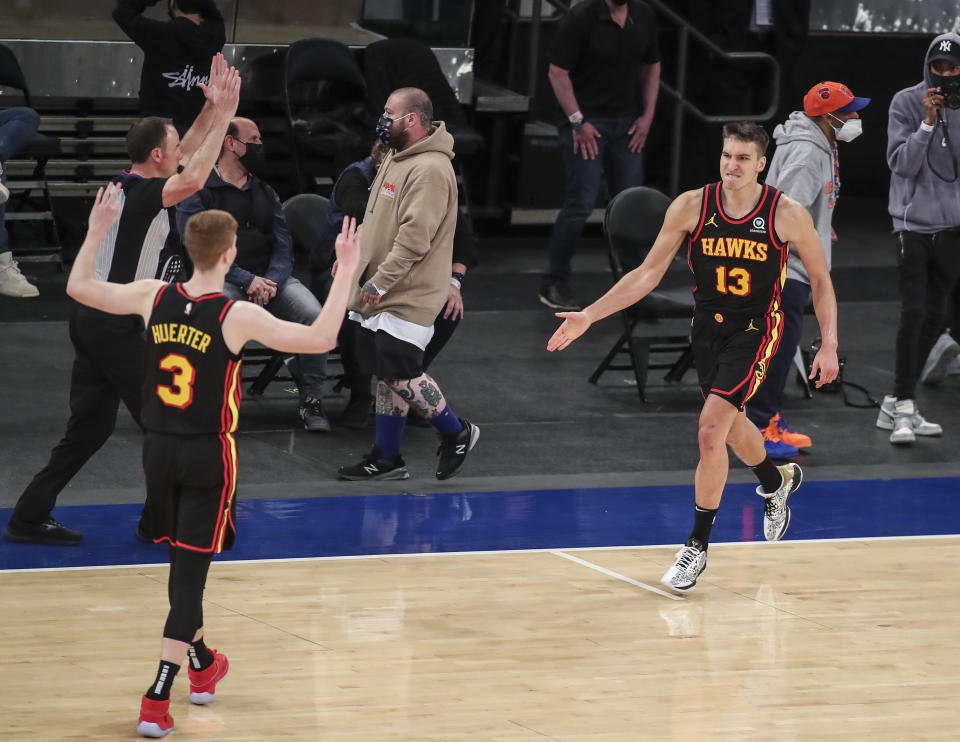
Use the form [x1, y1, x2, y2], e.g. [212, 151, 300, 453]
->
[143, 432, 238, 553]
[691, 309, 783, 410]
[354, 325, 425, 380]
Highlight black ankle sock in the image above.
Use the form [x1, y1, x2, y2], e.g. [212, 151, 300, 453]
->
[188, 638, 214, 672]
[145, 660, 180, 701]
[687, 506, 718, 549]
[751, 456, 783, 494]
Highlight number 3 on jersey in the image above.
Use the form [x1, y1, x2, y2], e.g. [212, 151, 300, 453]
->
[157, 353, 196, 408]
[715, 266, 752, 296]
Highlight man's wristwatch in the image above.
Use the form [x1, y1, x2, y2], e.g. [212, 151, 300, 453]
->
[569, 111, 585, 131]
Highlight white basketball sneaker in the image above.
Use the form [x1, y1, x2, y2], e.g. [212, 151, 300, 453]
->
[875, 394, 897, 430]
[660, 539, 707, 593]
[757, 463, 802, 542]
[889, 398, 941, 445]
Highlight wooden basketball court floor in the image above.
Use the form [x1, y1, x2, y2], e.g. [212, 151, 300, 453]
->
[2, 478, 958, 741]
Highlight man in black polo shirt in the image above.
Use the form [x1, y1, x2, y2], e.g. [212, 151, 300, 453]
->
[3, 58, 241, 546]
[113, 0, 226, 134]
[538, 0, 661, 312]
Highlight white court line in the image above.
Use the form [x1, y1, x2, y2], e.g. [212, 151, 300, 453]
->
[1, 533, 957, 574]
[550, 550, 684, 601]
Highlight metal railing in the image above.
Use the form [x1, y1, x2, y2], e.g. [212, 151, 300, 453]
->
[516, 0, 780, 195]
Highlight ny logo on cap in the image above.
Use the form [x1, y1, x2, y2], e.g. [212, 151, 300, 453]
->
[941, 40, 952, 52]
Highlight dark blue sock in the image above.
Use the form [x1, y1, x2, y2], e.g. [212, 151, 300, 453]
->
[430, 404, 463, 436]
[375, 414, 406, 458]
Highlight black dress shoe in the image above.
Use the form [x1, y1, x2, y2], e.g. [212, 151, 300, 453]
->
[3, 517, 83, 546]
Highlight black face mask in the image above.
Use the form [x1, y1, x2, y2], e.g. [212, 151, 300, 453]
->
[375, 114, 394, 145]
[237, 142, 265, 176]
[931, 71, 960, 109]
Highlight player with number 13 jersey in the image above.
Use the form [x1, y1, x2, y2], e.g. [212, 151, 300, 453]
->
[688, 181, 789, 319]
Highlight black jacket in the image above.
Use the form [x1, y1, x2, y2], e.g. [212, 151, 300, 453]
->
[113, 0, 225, 131]
[198, 171, 278, 279]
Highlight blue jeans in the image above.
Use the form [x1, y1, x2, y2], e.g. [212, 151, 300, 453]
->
[543, 116, 645, 289]
[222, 276, 328, 400]
[0, 107, 41, 255]
[745, 278, 811, 427]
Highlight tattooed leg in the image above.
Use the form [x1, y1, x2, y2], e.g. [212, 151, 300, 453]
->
[376, 379, 409, 417]
[387, 374, 448, 419]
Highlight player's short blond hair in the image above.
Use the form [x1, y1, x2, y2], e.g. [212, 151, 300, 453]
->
[184, 210, 238, 271]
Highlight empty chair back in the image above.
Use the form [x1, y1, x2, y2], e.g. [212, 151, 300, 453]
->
[282, 193, 330, 256]
[603, 186, 672, 275]
[363, 37, 467, 130]
[283, 38, 366, 119]
[0, 44, 31, 104]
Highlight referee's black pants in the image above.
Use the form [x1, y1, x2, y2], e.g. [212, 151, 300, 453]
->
[10, 305, 145, 526]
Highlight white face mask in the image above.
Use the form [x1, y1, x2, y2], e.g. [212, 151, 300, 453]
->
[828, 113, 863, 142]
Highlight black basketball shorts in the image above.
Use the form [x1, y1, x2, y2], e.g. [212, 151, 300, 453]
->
[354, 324, 425, 381]
[691, 309, 783, 410]
[143, 431, 238, 553]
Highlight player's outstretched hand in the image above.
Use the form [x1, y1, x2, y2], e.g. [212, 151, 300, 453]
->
[335, 216, 361, 276]
[547, 311, 591, 352]
[88, 182, 124, 239]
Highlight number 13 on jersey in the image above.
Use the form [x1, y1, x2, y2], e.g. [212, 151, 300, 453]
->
[715, 266, 752, 296]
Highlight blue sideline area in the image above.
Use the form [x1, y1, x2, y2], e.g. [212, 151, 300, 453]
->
[1, 478, 957, 571]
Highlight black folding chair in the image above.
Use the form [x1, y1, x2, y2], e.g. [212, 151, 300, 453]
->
[589, 186, 695, 401]
[282, 38, 367, 194]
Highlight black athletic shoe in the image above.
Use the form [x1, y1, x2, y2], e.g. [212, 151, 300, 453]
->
[436, 418, 480, 480]
[538, 283, 582, 311]
[338, 446, 410, 481]
[3, 517, 83, 546]
[299, 396, 331, 432]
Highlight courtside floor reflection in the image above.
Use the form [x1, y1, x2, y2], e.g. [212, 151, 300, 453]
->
[2, 477, 957, 571]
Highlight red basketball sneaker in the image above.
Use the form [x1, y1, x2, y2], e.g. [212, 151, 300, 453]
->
[188, 649, 229, 705]
[137, 695, 174, 738]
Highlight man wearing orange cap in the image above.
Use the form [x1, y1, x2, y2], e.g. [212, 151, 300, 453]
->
[745, 81, 868, 458]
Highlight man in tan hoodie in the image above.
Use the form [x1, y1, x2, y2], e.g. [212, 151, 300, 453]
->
[337, 87, 480, 481]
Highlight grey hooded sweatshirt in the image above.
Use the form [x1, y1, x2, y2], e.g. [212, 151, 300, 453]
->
[887, 32, 960, 233]
[766, 111, 836, 284]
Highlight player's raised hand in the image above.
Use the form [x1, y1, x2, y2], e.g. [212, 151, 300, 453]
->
[199, 64, 241, 116]
[335, 216, 361, 275]
[547, 311, 592, 352]
[203, 53, 230, 100]
[88, 182, 124, 238]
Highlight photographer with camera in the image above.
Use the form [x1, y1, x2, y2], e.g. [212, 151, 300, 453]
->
[745, 81, 868, 458]
[878, 33, 960, 444]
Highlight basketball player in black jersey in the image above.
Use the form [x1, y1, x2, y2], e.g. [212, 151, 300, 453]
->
[65, 184, 361, 738]
[548, 122, 839, 593]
